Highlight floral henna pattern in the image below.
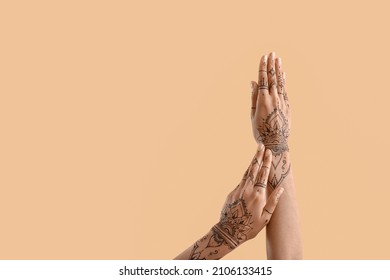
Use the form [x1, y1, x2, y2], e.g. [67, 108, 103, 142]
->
[256, 107, 290, 156]
[255, 107, 291, 189]
[213, 199, 253, 249]
[188, 199, 254, 259]
[189, 232, 226, 260]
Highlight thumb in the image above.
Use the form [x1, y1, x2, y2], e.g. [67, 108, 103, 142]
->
[262, 187, 285, 219]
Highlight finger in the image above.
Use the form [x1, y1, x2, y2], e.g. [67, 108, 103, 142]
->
[253, 149, 272, 195]
[275, 58, 285, 104]
[261, 186, 285, 222]
[245, 144, 265, 186]
[238, 145, 265, 198]
[257, 54, 269, 97]
[282, 72, 289, 106]
[267, 52, 278, 100]
[251, 81, 258, 119]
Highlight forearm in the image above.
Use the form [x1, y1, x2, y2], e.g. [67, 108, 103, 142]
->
[266, 151, 302, 259]
[174, 227, 234, 260]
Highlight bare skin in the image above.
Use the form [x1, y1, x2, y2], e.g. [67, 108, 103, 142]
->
[251, 52, 302, 259]
[174, 145, 285, 260]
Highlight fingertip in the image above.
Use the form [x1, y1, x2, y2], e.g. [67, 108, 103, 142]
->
[264, 149, 273, 161]
[261, 54, 268, 64]
[276, 187, 285, 200]
[251, 81, 257, 92]
[257, 143, 265, 152]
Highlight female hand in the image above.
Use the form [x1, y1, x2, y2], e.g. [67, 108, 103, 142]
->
[188, 145, 285, 260]
[251, 52, 291, 156]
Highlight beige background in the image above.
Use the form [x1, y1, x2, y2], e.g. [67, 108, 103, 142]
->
[1, 0, 389, 259]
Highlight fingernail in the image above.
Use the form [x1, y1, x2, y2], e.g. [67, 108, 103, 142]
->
[276, 187, 285, 198]
[257, 144, 265, 151]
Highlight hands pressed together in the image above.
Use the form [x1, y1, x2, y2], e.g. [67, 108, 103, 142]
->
[175, 52, 302, 260]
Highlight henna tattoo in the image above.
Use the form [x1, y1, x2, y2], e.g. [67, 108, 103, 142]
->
[277, 72, 285, 95]
[252, 157, 260, 167]
[268, 153, 291, 189]
[259, 60, 267, 71]
[241, 167, 249, 182]
[255, 107, 291, 188]
[259, 77, 268, 90]
[242, 153, 260, 183]
[264, 208, 273, 215]
[256, 107, 290, 155]
[254, 182, 267, 189]
[189, 199, 254, 259]
[214, 199, 253, 249]
[189, 232, 225, 260]
[283, 92, 289, 103]
[246, 173, 254, 184]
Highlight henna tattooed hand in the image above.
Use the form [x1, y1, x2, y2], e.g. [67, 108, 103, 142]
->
[187, 145, 285, 260]
[251, 52, 291, 154]
[250, 52, 292, 189]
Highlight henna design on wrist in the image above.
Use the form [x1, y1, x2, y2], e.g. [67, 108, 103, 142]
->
[189, 231, 226, 260]
[268, 153, 291, 189]
[188, 199, 254, 259]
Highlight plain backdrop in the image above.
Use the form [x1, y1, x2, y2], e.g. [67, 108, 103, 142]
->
[1, 0, 390, 259]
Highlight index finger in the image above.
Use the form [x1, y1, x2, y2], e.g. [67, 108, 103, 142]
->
[267, 52, 278, 98]
[253, 149, 272, 195]
[238, 145, 265, 198]
[257, 54, 269, 96]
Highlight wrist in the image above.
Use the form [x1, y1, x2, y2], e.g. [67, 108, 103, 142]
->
[212, 224, 240, 250]
[188, 227, 234, 260]
[268, 150, 291, 189]
[264, 141, 289, 156]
